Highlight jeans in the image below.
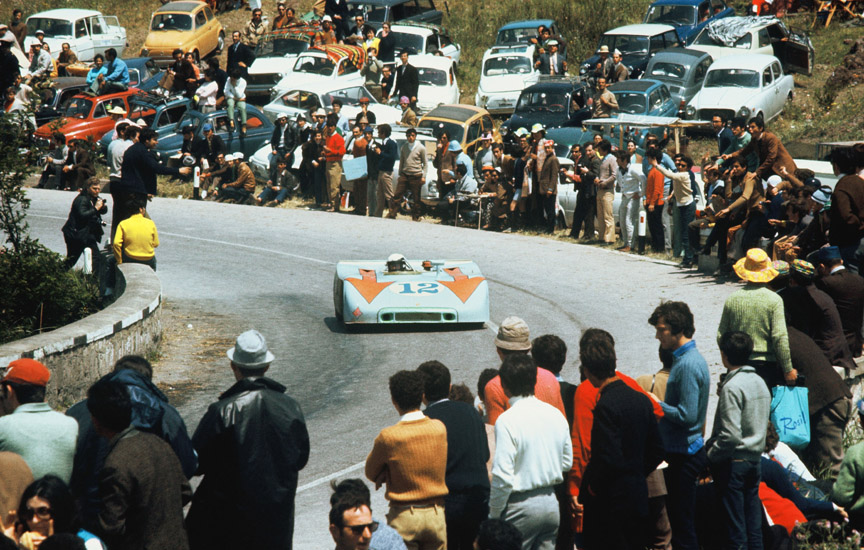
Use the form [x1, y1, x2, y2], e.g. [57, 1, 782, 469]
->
[677, 202, 696, 263]
[226, 97, 247, 126]
[269, 148, 292, 183]
[219, 187, 251, 202]
[665, 448, 708, 550]
[258, 186, 289, 203]
[704, 217, 732, 264]
[647, 206, 665, 252]
[710, 459, 763, 550]
[619, 193, 640, 247]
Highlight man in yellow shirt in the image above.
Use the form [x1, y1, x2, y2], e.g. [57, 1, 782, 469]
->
[113, 196, 159, 270]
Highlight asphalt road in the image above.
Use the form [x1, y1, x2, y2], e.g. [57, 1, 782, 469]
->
[26, 188, 736, 548]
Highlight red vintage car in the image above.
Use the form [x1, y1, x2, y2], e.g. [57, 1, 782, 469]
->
[33, 89, 145, 146]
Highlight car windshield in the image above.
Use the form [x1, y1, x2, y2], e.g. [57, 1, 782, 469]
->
[151, 13, 193, 31]
[323, 87, 372, 106]
[515, 91, 569, 113]
[613, 92, 648, 114]
[417, 119, 465, 143]
[349, 4, 388, 23]
[293, 55, 335, 75]
[63, 97, 93, 118]
[390, 32, 424, 55]
[278, 90, 321, 110]
[26, 18, 73, 38]
[705, 68, 758, 88]
[495, 27, 540, 45]
[256, 38, 310, 57]
[645, 5, 697, 26]
[648, 61, 687, 80]
[484, 56, 532, 76]
[598, 34, 649, 56]
[418, 67, 447, 86]
[175, 113, 202, 132]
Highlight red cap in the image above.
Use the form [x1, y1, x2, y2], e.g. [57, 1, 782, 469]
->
[3, 359, 51, 386]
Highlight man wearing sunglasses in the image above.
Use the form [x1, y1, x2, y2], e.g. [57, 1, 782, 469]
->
[329, 479, 406, 550]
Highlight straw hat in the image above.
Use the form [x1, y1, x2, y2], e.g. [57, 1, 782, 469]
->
[733, 249, 778, 283]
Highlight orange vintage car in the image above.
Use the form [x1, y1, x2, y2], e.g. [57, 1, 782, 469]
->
[140, 1, 224, 66]
[33, 89, 144, 146]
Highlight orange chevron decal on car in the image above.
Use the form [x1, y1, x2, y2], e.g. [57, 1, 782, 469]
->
[346, 269, 393, 303]
[441, 267, 485, 303]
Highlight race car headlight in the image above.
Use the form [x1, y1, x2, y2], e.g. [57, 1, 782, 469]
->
[737, 106, 752, 118]
[685, 105, 696, 118]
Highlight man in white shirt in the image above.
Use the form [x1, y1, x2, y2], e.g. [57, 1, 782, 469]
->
[616, 150, 646, 252]
[490, 354, 572, 550]
[652, 153, 698, 267]
[27, 41, 52, 82]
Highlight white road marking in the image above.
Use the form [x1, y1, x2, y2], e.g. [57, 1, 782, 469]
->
[298, 461, 365, 492]
[159, 232, 333, 265]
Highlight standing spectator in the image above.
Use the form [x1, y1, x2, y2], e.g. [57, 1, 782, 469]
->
[815, 245, 864, 357]
[100, 49, 129, 94]
[362, 48, 384, 102]
[827, 147, 864, 271]
[88, 378, 191, 550]
[0, 360, 78, 483]
[272, 2, 290, 29]
[718, 249, 795, 388]
[580, 329, 664, 550]
[108, 125, 138, 240]
[331, 98, 352, 134]
[325, 0, 351, 40]
[652, 154, 698, 267]
[57, 43, 78, 77]
[395, 51, 419, 109]
[243, 9, 266, 47]
[217, 152, 255, 203]
[61, 177, 106, 270]
[363, 126, 379, 216]
[323, 113, 346, 211]
[648, 301, 710, 550]
[66, 356, 196, 528]
[567, 142, 599, 241]
[418, 361, 490, 550]
[489, 354, 572, 550]
[226, 30, 255, 79]
[9, 10, 26, 47]
[610, 49, 629, 82]
[644, 148, 666, 252]
[595, 140, 617, 244]
[732, 118, 796, 182]
[713, 114, 733, 155]
[616, 149, 645, 252]
[0, 35, 21, 99]
[714, 157, 768, 254]
[535, 40, 565, 75]
[225, 69, 248, 134]
[303, 129, 327, 206]
[389, 127, 426, 220]
[380, 65, 395, 102]
[188, 330, 310, 550]
[117, 129, 190, 222]
[642, 135, 676, 251]
[483, 317, 565, 425]
[474, 133, 494, 181]
[365, 371, 448, 550]
[374, 124, 397, 217]
[107, 123, 132, 189]
[113, 196, 159, 270]
[592, 46, 613, 86]
[707, 332, 770, 550]
[349, 125, 368, 214]
[354, 97, 377, 126]
[538, 139, 559, 234]
[270, 114, 299, 187]
[591, 77, 617, 118]
[378, 22, 397, 64]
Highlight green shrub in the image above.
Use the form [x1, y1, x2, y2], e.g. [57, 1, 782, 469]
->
[0, 246, 101, 344]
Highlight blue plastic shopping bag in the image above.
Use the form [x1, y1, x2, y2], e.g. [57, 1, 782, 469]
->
[770, 385, 810, 450]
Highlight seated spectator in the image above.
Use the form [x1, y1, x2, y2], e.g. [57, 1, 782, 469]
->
[112, 195, 159, 271]
[201, 152, 233, 196]
[26, 41, 52, 84]
[56, 43, 78, 77]
[41, 43, 58, 78]
[217, 152, 256, 203]
[445, 166, 478, 223]
[85, 55, 107, 94]
[60, 139, 95, 191]
[224, 69, 247, 135]
[256, 158, 292, 206]
[99, 49, 129, 95]
[195, 70, 219, 113]
[2, 476, 105, 550]
[38, 132, 69, 189]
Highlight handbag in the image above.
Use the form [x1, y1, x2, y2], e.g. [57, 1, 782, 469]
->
[769, 385, 810, 449]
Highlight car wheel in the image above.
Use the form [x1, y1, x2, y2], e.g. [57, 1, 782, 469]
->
[216, 31, 225, 53]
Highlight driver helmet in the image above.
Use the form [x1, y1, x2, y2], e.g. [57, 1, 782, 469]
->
[387, 253, 408, 272]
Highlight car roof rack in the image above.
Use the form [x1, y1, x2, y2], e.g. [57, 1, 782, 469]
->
[487, 44, 532, 54]
[536, 75, 582, 85]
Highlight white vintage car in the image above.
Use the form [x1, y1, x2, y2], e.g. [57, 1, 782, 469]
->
[397, 54, 459, 113]
[685, 54, 794, 123]
[263, 82, 402, 124]
[378, 23, 460, 64]
[474, 44, 539, 115]
[270, 45, 366, 101]
[24, 9, 126, 61]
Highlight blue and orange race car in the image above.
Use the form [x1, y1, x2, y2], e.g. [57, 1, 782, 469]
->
[333, 255, 490, 325]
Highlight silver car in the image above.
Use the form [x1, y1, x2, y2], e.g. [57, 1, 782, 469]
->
[643, 47, 713, 115]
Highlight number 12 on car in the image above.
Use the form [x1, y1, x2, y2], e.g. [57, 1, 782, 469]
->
[390, 282, 440, 294]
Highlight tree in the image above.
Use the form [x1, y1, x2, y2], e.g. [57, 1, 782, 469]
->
[0, 109, 38, 254]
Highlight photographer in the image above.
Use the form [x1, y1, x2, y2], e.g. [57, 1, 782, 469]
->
[362, 46, 384, 102]
[61, 177, 107, 270]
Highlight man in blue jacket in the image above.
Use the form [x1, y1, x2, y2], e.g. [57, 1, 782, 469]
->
[100, 48, 129, 94]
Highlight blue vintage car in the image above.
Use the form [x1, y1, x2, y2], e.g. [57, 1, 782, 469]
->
[152, 106, 274, 163]
[579, 24, 682, 80]
[99, 94, 191, 156]
[333, 257, 490, 325]
[500, 78, 592, 134]
[609, 79, 679, 118]
[643, 0, 734, 45]
[493, 19, 562, 48]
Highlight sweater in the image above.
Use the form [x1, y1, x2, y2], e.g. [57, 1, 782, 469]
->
[484, 367, 565, 425]
[113, 214, 159, 263]
[831, 441, 864, 515]
[718, 285, 793, 374]
[398, 141, 426, 176]
[365, 416, 448, 503]
[659, 340, 710, 454]
[324, 132, 346, 162]
[644, 167, 665, 207]
[706, 366, 771, 462]
[0, 403, 78, 483]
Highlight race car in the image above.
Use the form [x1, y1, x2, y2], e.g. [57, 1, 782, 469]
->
[333, 255, 490, 325]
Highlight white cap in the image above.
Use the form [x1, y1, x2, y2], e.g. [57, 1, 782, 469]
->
[225, 153, 235, 161]
[767, 175, 782, 187]
[233, 152, 244, 160]
[322, 15, 332, 21]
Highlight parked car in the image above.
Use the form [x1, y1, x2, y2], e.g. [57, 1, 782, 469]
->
[379, 23, 460, 63]
[263, 82, 402, 123]
[609, 79, 679, 117]
[246, 27, 316, 104]
[493, 19, 563, 48]
[643, 0, 733, 44]
[33, 89, 142, 146]
[271, 45, 367, 100]
[500, 77, 592, 134]
[685, 54, 794, 124]
[643, 48, 713, 114]
[66, 57, 162, 89]
[347, 0, 443, 29]
[580, 24, 682, 80]
[140, 1, 224, 66]
[99, 95, 192, 154]
[688, 16, 814, 75]
[153, 106, 274, 162]
[34, 77, 89, 127]
[475, 45, 539, 115]
[24, 9, 127, 61]
[407, 54, 460, 113]
[417, 104, 495, 156]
